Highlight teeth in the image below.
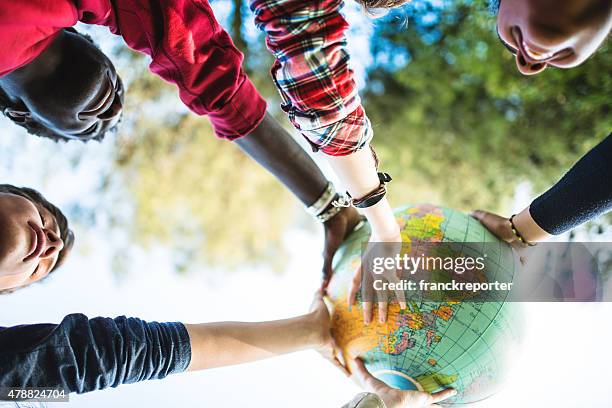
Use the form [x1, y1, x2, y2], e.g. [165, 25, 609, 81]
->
[521, 41, 554, 60]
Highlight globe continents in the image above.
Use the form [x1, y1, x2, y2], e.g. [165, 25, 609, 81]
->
[327, 204, 524, 404]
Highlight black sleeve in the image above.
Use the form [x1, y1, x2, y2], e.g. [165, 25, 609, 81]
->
[0, 314, 191, 394]
[530, 133, 612, 235]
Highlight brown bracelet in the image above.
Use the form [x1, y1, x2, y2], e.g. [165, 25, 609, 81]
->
[509, 215, 537, 246]
[333, 172, 392, 209]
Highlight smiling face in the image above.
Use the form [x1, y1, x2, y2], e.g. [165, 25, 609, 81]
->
[0, 191, 69, 291]
[0, 29, 124, 141]
[497, 0, 612, 75]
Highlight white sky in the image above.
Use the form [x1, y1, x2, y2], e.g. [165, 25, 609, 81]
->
[1, 1, 611, 407]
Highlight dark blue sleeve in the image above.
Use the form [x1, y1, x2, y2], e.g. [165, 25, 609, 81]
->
[530, 133, 612, 235]
[0, 314, 192, 394]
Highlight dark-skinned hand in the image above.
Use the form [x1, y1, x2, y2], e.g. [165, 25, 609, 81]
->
[321, 206, 363, 290]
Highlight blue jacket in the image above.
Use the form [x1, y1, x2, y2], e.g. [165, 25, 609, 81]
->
[0, 314, 191, 394]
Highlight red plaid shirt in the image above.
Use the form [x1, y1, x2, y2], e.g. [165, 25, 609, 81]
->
[250, 0, 373, 156]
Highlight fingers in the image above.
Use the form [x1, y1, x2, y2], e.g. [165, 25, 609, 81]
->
[352, 357, 369, 378]
[321, 276, 331, 292]
[377, 300, 388, 323]
[351, 358, 386, 391]
[348, 266, 362, 311]
[396, 289, 407, 310]
[471, 209, 515, 243]
[429, 388, 457, 404]
[309, 289, 325, 313]
[329, 338, 350, 377]
[384, 269, 407, 310]
[313, 288, 324, 299]
[469, 209, 487, 221]
[319, 339, 350, 377]
[321, 250, 334, 291]
[330, 355, 350, 377]
[376, 286, 388, 323]
[470, 210, 500, 233]
[363, 301, 373, 325]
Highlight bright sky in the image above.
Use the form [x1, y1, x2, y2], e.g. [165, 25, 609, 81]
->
[1, 1, 611, 407]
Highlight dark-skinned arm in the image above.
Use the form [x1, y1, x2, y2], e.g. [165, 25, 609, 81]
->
[236, 112, 362, 285]
[235, 112, 327, 206]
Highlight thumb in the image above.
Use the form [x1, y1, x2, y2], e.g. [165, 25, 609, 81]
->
[429, 388, 457, 404]
[352, 358, 387, 391]
[470, 209, 486, 221]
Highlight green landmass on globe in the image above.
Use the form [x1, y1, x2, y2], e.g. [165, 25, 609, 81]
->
[327, 204, 525, 405]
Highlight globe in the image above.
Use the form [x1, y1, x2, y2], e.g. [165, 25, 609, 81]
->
[327, 204, 524, 404]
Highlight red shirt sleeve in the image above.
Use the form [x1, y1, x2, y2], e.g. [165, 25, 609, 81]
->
[108, 0, 267, 139]
[0, 0, 267, 140]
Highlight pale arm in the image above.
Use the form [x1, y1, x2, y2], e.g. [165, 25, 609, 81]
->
[185, 313, 321, 371]
[325, 148, 400, 240]
[186, 291, 341, 371]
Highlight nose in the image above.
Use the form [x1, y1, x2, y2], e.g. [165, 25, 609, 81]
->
[40, 228, 64, 259]
[515, 52, 547, 75]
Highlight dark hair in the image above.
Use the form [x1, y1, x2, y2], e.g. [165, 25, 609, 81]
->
[0, 184, 75, 294]
[0, 28, 112, 143]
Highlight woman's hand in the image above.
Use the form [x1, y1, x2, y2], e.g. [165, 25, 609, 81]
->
[322, 146, 405, 324]
[348, 230, 407, 325]
[350, 358, 457, 408]
[471, 208, 551, 247]
[308, 290, 350, 375]
[322, 207, 364, 290]
[470, 210, 527, 250]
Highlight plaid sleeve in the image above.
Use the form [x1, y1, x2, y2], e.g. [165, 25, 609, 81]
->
[250, 0, 373, 156]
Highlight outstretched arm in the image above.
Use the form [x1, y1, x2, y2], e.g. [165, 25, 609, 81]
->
[473, 133, 612, 245]
[0, 293, 339, 394]
[250, 0, 403, 321]
[186, 291, 333, 370]
[235, 112, 329, 207]
[237, 112, 362, 284]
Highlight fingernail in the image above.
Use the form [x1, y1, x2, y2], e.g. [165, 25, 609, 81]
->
[379, 315, 385, 323]
[364, 316, 371, 325]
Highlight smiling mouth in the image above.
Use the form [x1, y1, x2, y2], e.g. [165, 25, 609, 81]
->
[82, 76, 115, 116]
[510, 26, 572, 64]
[70, 78, 123, 139]
[23, 222, 45, 262]
[520, 40, 555, 61]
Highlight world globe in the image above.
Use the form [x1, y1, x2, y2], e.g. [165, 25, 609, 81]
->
[327, 204, 524, 404]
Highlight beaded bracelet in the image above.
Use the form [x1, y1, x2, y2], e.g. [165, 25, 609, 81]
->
[316, 195, 343, 223]
[306, 183, 336, 217]
[509, 215, 537, 246]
